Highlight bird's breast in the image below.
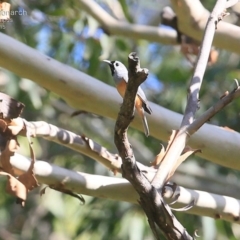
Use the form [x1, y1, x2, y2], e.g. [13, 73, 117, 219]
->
[116, 79, 127, 98]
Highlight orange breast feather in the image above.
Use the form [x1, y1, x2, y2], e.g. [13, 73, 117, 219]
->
[116, 80, 127, 98]
[116, 80, 143, 117]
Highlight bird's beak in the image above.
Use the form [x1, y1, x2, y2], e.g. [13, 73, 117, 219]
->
[103, 60, 111, 65]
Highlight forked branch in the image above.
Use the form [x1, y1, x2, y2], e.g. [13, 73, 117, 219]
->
[114, 53, 193, 240]
[151, 0, 232, 190]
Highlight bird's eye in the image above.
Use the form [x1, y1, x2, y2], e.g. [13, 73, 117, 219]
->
[115, 62, 119, 67]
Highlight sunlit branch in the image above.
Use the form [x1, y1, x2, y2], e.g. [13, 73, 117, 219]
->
[6, 153, 240, 224]
[0, 33, 239, 170]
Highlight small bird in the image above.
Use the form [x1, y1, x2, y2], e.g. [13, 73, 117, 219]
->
[104, 60, 152, 136]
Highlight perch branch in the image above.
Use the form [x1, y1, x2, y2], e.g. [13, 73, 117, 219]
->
[114, 53, 193, 240]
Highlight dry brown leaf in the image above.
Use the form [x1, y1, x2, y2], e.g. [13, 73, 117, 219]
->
[0, 119, 13, 151]
[0, 171, 27, 207]
[166, 130, 178, 152]
[0, 93, 39, 206]
[18, 144, 38, 191]
[17, 120, 39, 191]
[0, 119, 7, 132]
[8, 118, 24, 135]
[152, 130, 178, 166]
[166, 147, 201, 181]
[153, 129, 200, 182]
[0, 92, 25, 119]
[152, 144, 165, 167]
[18, 172, 38, 191]
[0, 139, 19, 175]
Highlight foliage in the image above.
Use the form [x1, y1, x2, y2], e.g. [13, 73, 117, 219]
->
[0, 0, 239, 239]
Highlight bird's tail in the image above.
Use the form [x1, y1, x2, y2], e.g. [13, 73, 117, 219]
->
[142, 114, 150, 137]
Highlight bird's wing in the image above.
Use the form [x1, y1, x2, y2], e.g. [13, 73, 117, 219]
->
[137, 86, 152, 114]
[137, 86, 148, 103]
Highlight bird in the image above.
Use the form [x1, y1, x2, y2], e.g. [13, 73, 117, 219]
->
[104, 60, 152, 137]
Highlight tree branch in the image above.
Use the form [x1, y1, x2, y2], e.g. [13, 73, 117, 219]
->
[0, 33, 239, 169]
[188, 80, 240, 134]
[78, 0, 177, 45]
[181, 0, 228, 127]
[6, 153, 240, 224]
[151, 0, 233, 190]
[170, 0, 240, 53]
[22, 119, 155, 178]
[225, 0, 240, 8]
[17, 118, 240, 199]
[78, 0, 240, 54]
[12, 117, 238, 199]
[114, 53, 193, 240]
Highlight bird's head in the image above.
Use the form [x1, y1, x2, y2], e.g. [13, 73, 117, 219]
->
[103, 60, 128, 80]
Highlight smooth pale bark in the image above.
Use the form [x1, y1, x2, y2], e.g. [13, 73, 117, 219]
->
[78, 0, 178, 45]
[9, 154, 240, 224]
[0, 33, 239, 169]
[170, 0, 240, 53]
[78, 0, 240, 54]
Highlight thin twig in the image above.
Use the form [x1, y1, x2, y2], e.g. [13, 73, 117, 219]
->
[151, 0, 229, 190]
[181, 0, 228, 127]
[188, 82, 240, 134]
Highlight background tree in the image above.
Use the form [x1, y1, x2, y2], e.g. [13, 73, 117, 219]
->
[0, 0, 240, 239]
